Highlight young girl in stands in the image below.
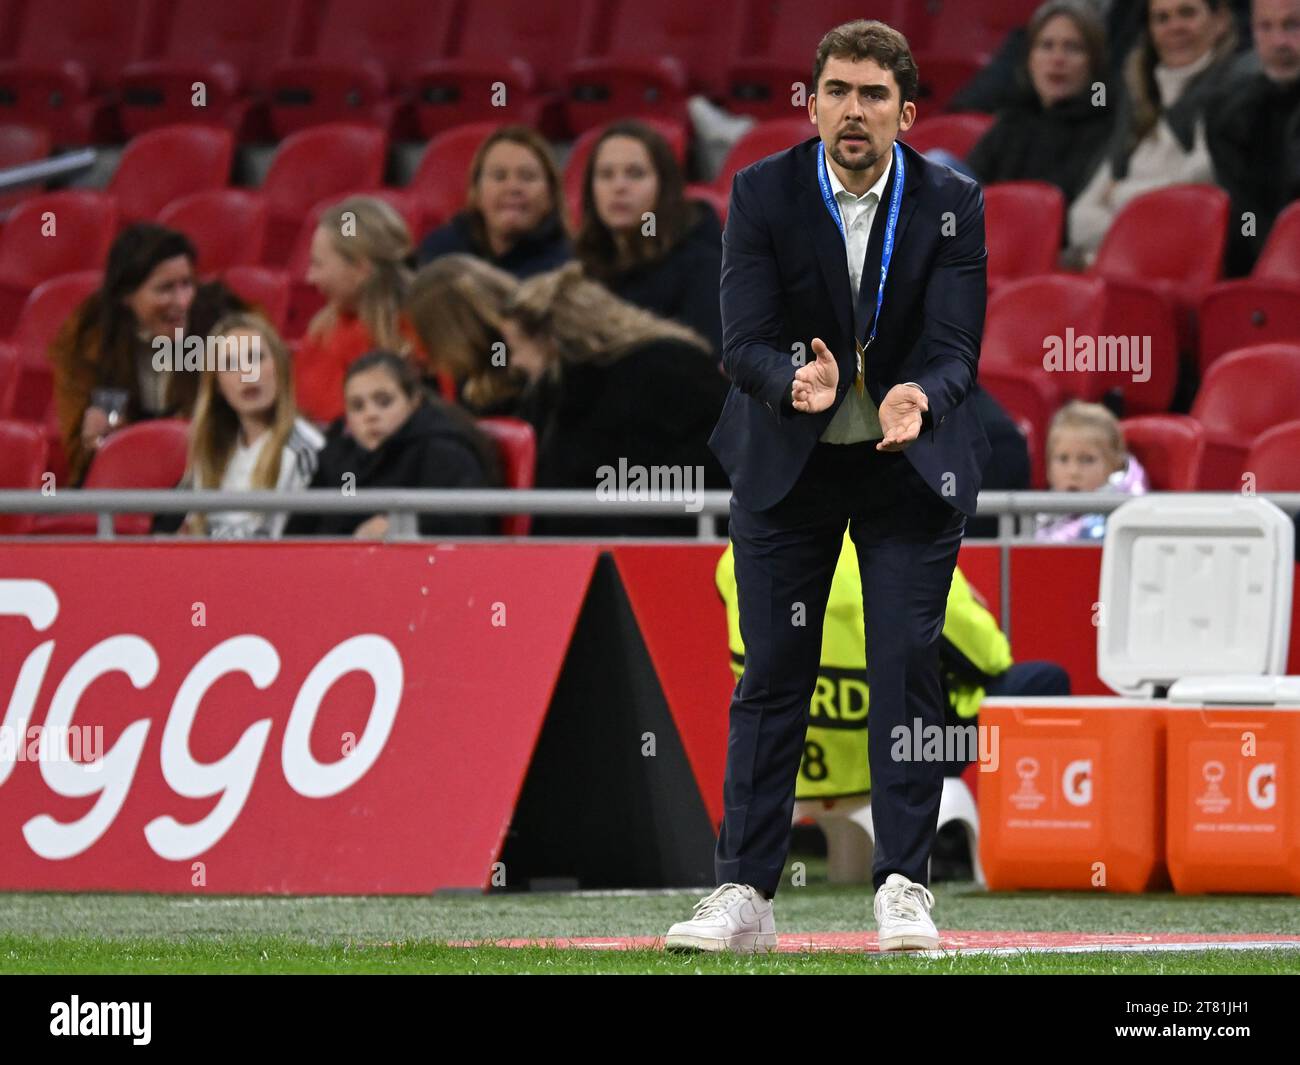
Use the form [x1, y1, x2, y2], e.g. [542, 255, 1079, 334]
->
[1035, 401, 1149, 542]
[295, 196, 421, 426]
[179, 312, 323, 539]
[285, 350, 499, 539]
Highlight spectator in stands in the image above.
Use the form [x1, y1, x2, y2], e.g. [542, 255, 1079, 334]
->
[48, 223, 246, 485]
[1035, 400, 1148, 541]
[406, 254, 521, 417]
[1066, 0, 1240, 265]
[284, 350, 498, 539]
[966, 1, 1117, 205]
[416, 125, 571, 279]
[177, 312, 323, 539]
[574, 120, 723, 355]
[296, 196, 420, 427]
[500, 261, 729, 536]
[1207, 0, 1300, 275]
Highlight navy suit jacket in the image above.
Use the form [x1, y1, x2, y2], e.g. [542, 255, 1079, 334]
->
[708, 136, 992, 517]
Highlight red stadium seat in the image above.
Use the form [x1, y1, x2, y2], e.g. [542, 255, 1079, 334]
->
[1243, 420, 1300, 491]
[724, 1, 912, 121]
[1119, 415, 1205, 491]
[0, 191, 116, 335]
[1097, 280, 1179, 415]
[912, 54, 988, 113]
[117, 1, 306, 138]
[565, 56, 690, 139]
[977, 367, 1062, 489]
[983, 181, 1064, 291]
[257, 123, 390, 266]
[1197, 280, 1300, 375]
[711, 118, 813, 192]
[1252, 201, 1300, 283]
[5, 270, 100, 421]
[410, 0, 590, 137]
[982, 275, 1109, 403]
[223, 266, 290, 335]
[268, 0, 454, 137]
[0, 418, 48, 534]
[564, 118, 687, 230]
[407, 122, 503, 226]
[477, 416, 537, 536]
[911, 0, 1041, 61]
[30, 418, 190, 535]
[1189, 344, 1300, 489]
[109, 125, 234, 226]
[1091, 185, 1229, 349]
[157, 189, 268, 275]
[901, 113, 994, 158]
[0, 0, 148, 142]
[0, 123, 52, 209]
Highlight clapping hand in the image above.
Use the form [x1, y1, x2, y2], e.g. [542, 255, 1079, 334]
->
[876, 383, 928, 451]
[791, 338, 839, 413]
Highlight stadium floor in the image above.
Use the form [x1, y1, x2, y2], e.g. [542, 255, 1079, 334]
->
[4, 858, 1300, 974]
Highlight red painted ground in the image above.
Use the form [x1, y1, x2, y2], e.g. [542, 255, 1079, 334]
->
[449, 931, 1300, 954]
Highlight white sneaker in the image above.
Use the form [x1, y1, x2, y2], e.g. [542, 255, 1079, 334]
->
[873, 873, 939, 951]
[664, 883, 777, 953]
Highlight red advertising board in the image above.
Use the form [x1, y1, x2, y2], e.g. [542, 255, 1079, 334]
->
[0, 543, 597, 894]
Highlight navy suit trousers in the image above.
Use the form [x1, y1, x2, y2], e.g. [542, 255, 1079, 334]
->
[716, 440, 966, 897]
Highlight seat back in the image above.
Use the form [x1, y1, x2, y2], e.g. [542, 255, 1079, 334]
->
[477, 415, 536, 536]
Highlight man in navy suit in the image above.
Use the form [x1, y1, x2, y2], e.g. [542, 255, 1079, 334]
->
[666, 20, 991, 953]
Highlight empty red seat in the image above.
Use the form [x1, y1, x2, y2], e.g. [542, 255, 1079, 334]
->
[1097, 280, 1179, 415]
[109, 125, 234, 226]
[712, 118, 813, 191]
[0, 123, 52, 209]
[411, 0, 589, 137]
[1197, 280, 1300, 375]
[257, 123, 390, 265]
[983, 181, 1064, 291]
[406, 122, 502, 226]
[1244, 420, 1300, 491]
[0, 192, 116, 335]
[0, 0, 148, 142]
[1190, 344, 1300, 489]
[0, 418, 49, 534]
[1119, 415, 1206, 491]
[1091, 185, 1229, 349]
[1253, 201, 1300, 283]
[158, 189, 268, 275]
[5, 270, 101, 421]
[912, 53, 987, 113]
[563, 118, 687, 229]
[477, 416, 537, 535]
[268, 0, 454, 137]
[901, 113, 994, 158]
[982, 274, 1109, 402]
[565, 56, 690, 138]
[31, 418, 190, 535]
[117, 1, 305, 138]
[223, 266, 290, 335]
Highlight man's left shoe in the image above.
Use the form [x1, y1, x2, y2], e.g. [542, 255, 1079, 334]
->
[873, 873, 939, 951]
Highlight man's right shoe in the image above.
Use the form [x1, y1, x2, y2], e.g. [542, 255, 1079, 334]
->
[664, 883, 778, 953]
[873, 872, 939, 951]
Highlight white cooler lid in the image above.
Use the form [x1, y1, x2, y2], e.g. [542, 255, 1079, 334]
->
[1097, 496, 1295, 697]
[1166, 674, 1300, 706]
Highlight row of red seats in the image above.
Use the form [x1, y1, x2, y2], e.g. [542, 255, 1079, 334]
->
[0, 414, 537, 537]
[0, 0, 1035, 143]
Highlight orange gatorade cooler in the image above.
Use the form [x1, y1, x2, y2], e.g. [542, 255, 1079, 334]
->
[1164, 678, 1300, 895]
[979, 699, 1170, 892]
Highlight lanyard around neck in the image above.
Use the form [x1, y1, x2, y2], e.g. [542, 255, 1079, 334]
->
[816, 139, 905, 350]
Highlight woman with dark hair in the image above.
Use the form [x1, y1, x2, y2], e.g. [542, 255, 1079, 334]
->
[574, 119, 723, 355]
[416, 125, 571, 279]
[966, 0, 1116, 204]
[47, 222, 248, 484]
[1066, 0, 1240, 264]
[284, 350, 499, 539]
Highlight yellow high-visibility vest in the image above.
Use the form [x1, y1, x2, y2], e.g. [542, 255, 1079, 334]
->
[717, 532, 1012, 798]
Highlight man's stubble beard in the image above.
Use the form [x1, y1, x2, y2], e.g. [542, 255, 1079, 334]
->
[828, 143, 882, 173]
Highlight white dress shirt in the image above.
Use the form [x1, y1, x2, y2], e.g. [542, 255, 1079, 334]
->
[819, 149, 893, 443]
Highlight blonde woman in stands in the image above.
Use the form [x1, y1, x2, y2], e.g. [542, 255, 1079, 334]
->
[178, 312, 323, 539]
[296, 195, 421, 426]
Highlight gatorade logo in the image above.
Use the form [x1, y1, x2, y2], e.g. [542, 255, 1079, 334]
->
[1247, 763, 1277, 810]
[1062, 759, 1092, 806]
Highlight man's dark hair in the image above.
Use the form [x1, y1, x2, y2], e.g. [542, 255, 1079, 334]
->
[812, 19, 919, 105]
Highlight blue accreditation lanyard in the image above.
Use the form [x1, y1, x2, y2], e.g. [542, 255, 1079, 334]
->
[817, 140, 904, 395]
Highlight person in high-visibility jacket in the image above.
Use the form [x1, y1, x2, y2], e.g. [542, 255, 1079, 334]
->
[717, 531, 1070, 799]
